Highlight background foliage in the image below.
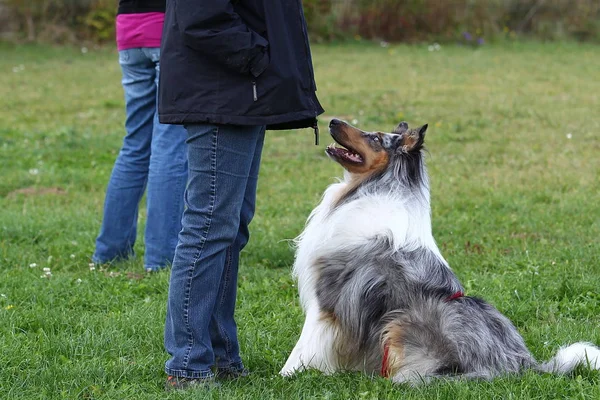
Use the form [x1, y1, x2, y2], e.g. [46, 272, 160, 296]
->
[310, 0, 600, 42]
[0, 0, 116, 43]
[0, 0, 599, 44]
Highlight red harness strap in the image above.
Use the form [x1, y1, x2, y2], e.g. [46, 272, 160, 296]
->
[445, 291, 465, 302]
[380, 291, 465, 377]
[381, 342, 391, 377]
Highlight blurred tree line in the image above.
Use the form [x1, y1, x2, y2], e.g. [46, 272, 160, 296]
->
[0, 0, 598, 44]
[0, 0, 115, 43]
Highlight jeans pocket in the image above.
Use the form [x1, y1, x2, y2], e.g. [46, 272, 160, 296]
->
[147, 48, 160, 63]
[118, 49, 130, 64]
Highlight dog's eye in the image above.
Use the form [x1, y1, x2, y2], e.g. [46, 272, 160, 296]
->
[371, 135, 380, 143]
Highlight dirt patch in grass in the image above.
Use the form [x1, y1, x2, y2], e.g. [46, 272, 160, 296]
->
[6, 186, 66, 198]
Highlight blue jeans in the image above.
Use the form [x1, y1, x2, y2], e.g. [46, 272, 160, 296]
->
[164, 123, 266, 378]
[93, 48, 188, 270]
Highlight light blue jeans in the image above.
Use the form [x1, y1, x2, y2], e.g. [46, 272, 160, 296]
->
[93, 48, 188, 271]
[164, 123, 266, 378]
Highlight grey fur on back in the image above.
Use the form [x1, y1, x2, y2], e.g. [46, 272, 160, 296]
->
[314, 235, 536, 379]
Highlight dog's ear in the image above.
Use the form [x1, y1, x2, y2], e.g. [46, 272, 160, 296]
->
[398, 124, 427, 153]
[393, 121, 409, 135]
[418, 124, 428, 139]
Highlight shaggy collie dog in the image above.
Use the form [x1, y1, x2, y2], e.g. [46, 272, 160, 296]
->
[280, 119, 600, 382]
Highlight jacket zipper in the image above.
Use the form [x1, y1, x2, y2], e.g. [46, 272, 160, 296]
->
[252, 81, 258, 101]
[297, 0, 320, 146]
[297, 0, 317, 91]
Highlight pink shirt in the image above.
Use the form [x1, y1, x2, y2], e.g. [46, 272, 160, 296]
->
[116, 12, 165, 51]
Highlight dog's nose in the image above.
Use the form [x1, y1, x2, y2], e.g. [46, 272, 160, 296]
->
[329, 119, 342, 127]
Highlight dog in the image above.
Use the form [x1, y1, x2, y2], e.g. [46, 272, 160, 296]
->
[279, 119, 600, 383]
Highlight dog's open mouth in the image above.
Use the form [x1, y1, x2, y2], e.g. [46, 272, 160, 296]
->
[326, 144, 364, 164]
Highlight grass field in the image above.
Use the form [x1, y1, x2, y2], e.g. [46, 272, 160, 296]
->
[1, 41, 599, 399]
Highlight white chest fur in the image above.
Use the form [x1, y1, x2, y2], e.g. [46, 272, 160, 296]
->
[291, 179, 442, 310]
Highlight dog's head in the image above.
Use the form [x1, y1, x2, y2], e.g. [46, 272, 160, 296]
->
[326, 119, 428, 175]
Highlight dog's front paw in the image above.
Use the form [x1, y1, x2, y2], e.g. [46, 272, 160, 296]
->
[279, 366, 297, 377]
[279, 359, 306, 377]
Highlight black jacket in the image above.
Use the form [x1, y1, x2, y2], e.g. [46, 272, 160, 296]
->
[158, 0, 324, 131]
[118, 0, 165, 14]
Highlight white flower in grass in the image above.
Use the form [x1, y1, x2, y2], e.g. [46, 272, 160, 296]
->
[81, 47, 88, 54]
[351, 119, 358, 125]
[70, 254, 75, 259]
[43, 267, 51, 272]
[1, 294, 6, 298]
[29, 263, 37, 268]
[428, 43, 441, 52]
[566, 133, 572, 139]
[89, 263, 96, 271]
[76, 279, 83, 284]
[29, 168, 39, 175]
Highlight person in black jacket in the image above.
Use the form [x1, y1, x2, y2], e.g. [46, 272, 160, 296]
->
[159, 0, 324, 390]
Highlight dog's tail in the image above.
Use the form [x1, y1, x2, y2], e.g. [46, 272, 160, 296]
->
[537, 342, 600, 374]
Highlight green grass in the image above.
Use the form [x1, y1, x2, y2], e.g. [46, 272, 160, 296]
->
[1, 40, 599, 399]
